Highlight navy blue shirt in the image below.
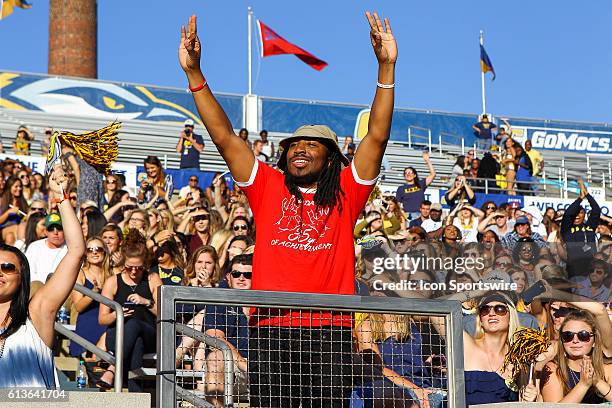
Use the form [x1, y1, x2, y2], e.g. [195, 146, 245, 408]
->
[180, 133, 204, 169]
[396, 178, 427, 213]
[204, 304, 249, 358]
[473, 121, 497, 140]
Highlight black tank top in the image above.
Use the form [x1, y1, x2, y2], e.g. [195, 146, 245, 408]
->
[115, 273, 155, 326]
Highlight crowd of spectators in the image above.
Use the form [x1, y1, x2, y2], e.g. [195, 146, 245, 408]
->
[0, 118, 609, 407]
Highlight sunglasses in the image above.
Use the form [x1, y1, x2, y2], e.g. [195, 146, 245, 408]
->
[189, 178, 198, 182]
[31, 207, 46, 213]
[194, 214, 209, 222]
[69, 195, 78, 201]
[495, 261, 511, 268]
[603, 302, 612, 310]
[487, 206, 497, 210]
[87, 246, 104, 254]
[230, 271, 252, 279]
[124, 265, 146, 273]
[19, 174, 29, 179]
[561, 330, 594, 343]
[233, 225, 248, 231]
[0, 262, 18, 274]
[478, 304, 509, 317]
[551, 306, 572, 318]
[106, 180, 117, 184]
[47, 225, 63, 232]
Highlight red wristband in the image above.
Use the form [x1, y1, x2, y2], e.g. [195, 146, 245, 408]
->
[189, 80, 207, 93]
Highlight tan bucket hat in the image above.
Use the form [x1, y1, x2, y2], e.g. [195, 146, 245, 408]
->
[277, 125, 350, 172]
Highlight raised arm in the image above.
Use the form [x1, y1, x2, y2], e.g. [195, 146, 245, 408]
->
[422, 151, 436, 186]
[179, 15, 254, 182]
[30, 166, 86, 347]
[353, 12, 397, 181]
[478, 212, 496, 233]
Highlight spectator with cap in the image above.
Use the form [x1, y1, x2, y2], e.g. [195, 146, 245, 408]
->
[13, 125, 34, 156]
[396, 151, 436, 220]
[521, 206, 547, 238]
[25, 212, 67, 283]
[421, 203, 443, 237]
[179, 174, 201, 199]
[501, 215, 547, 252]
[176, 119, 205, 170]
[570, 259, 611, 301]
[472, 114, 497, 151]
[257, 129, 275, 159]
[409, 200, 431, 228]
[561, 179, 600, 278]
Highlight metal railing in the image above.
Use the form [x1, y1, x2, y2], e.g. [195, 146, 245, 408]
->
[157, 286, 466, 408]
[55, 282, 124, 392]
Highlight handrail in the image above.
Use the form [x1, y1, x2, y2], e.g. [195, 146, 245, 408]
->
[175, 323, 235, 407]
[59, 283, 125, 392]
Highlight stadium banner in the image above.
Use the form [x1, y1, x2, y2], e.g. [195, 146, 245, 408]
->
[3, 70, 612, 154]
[137, 167, 234, 193]
[0, 71, 243, 129]
[523, 195, 612, 216]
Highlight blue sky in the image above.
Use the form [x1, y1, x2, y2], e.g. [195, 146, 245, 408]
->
[1, 0, 611, 123]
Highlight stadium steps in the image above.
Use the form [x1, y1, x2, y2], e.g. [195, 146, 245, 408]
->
[1, 107, 609, 197]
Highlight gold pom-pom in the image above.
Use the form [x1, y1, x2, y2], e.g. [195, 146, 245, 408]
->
[503, 327, 550, 379]
[57, 122, 121, 175]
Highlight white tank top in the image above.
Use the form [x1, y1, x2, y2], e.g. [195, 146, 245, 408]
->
[0, 319, 58, 388]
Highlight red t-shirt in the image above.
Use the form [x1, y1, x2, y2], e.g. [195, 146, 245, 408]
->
[237, 159, 376, 327]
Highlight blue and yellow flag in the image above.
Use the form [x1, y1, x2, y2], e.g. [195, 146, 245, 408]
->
[0, 0, 32, 20]
[480, 44, 496, 80]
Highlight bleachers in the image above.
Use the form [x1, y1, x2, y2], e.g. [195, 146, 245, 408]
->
[1, 107, 610, 198]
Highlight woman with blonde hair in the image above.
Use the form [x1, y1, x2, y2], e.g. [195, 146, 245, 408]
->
[70, 237, 113, 358]
[210, 228, 234, 255]
[542, 309, 612, 403]
[432, 292, 536, 405]
[120, 208, 150, 237]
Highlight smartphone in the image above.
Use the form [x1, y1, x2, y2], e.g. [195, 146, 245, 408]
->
[124, 301, 138, 308]
[521, 280, 546, 304]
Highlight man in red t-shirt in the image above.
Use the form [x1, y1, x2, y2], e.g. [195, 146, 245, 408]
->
[179, 11, 397, 407]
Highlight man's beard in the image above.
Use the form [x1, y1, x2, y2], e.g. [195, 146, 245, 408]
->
[285, 169, 321, 188]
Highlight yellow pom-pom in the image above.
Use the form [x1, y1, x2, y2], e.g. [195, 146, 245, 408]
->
[58, 122, 121, 175]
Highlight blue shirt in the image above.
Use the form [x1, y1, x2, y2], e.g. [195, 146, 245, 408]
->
[396, 178, 427, 213]
[180, 133, 204, 169]
[204, 304, 249, 358]
[570, 276, 610, 302]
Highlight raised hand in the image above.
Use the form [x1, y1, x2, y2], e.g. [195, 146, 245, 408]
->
[422, 150, 430, 162]
[49, 165, 68, 198]
[365, 12, 397, 65]
[179, 15, 202, 73]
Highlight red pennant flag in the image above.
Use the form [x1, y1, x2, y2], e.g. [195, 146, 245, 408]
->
[257, 20, 328, 71]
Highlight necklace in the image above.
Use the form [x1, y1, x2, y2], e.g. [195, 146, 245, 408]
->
[0, 327, 7, 359]
[569, 365, 580, 385]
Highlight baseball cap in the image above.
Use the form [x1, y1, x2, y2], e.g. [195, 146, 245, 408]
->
[44, 213, 62, 230]
[184, 119, 195, 127]
[430, 203, 443, 212]
[515, 215, 530, 225]
[277, 125, 349, 172]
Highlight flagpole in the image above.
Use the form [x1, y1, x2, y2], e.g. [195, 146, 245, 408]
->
[480, 30, 486, 115]
[247, 6, 253, 95]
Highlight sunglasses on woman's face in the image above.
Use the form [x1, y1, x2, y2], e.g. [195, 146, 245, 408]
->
[87, 246, 104, 254]
[193, 214, 209, 222]
[124, 265, 146, 273]
[487, 206, 497, 210]
[233, 225, 248, 231]
[0, 262, 18, 275]
[561, 330, 594, 343]
[478, 304, 509, 317]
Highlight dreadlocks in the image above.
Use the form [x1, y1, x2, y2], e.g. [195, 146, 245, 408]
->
[284, 149, 346, 214]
